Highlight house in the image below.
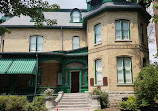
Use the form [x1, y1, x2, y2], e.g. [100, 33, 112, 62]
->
[0, 0, 150, 100]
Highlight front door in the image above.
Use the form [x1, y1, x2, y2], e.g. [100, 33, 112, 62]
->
[71, 71, 79, 93]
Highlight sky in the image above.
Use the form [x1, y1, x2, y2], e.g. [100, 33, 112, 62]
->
[45, 0, 87, 9]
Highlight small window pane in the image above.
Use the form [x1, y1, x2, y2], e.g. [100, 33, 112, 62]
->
[117, 58, 123, 70]
[125, 70, 132, 83]
[118, 70, 124, 83]
[95, 24, 101, 44]
[37, 36, 43, 52]
[73, 11, 80, 22]
[123, 21, 129, 40]
[73, 37, 80, 49]
[115, 21, 121, 40]
[30, 37, 36, 52]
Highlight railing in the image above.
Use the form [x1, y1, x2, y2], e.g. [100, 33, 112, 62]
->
[0, 87, 34, 95]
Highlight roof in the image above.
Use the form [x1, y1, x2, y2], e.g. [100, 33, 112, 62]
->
[0, 10, 87, 28]
[83, 2, 151, 26]
[0, 2, 151, 28]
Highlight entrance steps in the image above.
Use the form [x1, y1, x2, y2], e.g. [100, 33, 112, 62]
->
[54, 93, 90, 111]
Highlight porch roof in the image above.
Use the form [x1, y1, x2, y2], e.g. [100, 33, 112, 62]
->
[7, 59, 36, 74]
[0, 59, 12, 74]
[0, 59, 36, 74]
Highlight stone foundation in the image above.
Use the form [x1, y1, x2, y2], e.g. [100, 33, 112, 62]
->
[108, 91, 135, 108]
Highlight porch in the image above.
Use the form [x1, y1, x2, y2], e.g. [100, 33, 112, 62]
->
[0, 47, 88, 95]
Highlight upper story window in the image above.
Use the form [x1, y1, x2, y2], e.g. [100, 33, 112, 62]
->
[30, 36, 43, 52]
[70, 9, 82, 23]
[94, 23, 101, 44]
[95, 59, 102, 85]
[117, 57, 133, 84]
[72, 36, 80, 49]
[115, 20, 130, 40]
[140, 24, 144, 43]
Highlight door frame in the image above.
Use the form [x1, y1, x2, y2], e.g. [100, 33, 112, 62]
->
[70, 70, 80, 93]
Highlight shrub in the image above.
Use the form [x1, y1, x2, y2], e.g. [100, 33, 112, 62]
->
[134, 65, 158, 110]
[119, 96, 138, 111]
[25, 96, 47, 111]
[0, 95, 7, 111]
[0, 95, 28, 111]
[90, 88, 109, 109]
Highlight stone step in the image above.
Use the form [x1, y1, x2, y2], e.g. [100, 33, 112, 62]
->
[57, 105, 89, 108]
[58, 102, 89, 105]
[61, 97, 86, 99]
[60, 99, 87, 102]
[54, 108, 90, 111]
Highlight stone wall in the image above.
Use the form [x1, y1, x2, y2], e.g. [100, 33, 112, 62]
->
[108, 91, 135, 107]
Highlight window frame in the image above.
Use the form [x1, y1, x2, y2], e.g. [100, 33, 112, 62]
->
[29, 36, 43, 52]
[70, 9, 83, 23]
[95, 59, 103, 85]
[117, 57, 133, 84]
[94, 23, 101, 44]
[115, 19, 130, 41]
[72, 36, 80, 49]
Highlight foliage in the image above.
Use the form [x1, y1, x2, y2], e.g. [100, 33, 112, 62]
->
[134, 65, 158, 110]
[0, 95, 28, 111]
[25, 96, 47, 111]
[90, 88, 109, 109]
[119, 96, 138, 111]
[126, 0, 153, 7]
[0, 0, 60, 35]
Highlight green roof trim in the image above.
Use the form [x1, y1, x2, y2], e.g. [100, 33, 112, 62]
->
[87, 0, 91, 3]
[7, 59, 36, 74]
[0, 59, 13, 74]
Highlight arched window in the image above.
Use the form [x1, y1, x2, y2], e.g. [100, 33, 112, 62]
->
[115, 20, 130, 40]
[94, 23, 101, 44]
[70, 9, 82, 23]
[95, 59, 102, 85]
[117, 57, 133, 84]
[72, 36, 80, 49]
[30, 36, 43, 52]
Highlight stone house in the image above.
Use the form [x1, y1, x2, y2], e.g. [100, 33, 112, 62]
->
[0, 0, 150, 99]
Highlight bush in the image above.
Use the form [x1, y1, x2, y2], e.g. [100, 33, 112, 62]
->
[119, 96, 138, 111]
[134, 65, 158, 110]
[25, 96, 47, 111]
[90, 88, 109, 109]
[0, 95, 28, 111]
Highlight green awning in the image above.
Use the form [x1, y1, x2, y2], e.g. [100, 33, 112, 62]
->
[0, 59, 12, 74]
[7, 59, 36, 74]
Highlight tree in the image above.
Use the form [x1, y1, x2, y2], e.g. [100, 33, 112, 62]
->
[134, 65, 158, 110]
[0, 0, 60, 35]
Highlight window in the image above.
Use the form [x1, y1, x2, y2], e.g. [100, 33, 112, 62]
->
[140, 24, 144, 43]
[72, 36, 80, 49]
[30, 36, 43, 52]
[72, 11, 80, 22]
[70, 9, 82, 23]
[94, 24, 101, 44]
[115, 20, 130, 40]
[95, 59, 102, 85]
[117, 57, 133, 84]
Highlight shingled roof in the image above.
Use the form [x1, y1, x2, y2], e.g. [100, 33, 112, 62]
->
[0, 10, 87, 28]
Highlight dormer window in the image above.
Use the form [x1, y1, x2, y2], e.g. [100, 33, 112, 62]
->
[70, 9, 82, 23]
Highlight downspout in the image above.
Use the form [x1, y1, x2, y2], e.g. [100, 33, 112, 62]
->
[34, 54, 38, 97]
[61, 27, 63, 51]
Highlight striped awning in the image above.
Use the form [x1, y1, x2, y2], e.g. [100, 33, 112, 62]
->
[0, 59, 12, 74]
[7, 59, 36, 74]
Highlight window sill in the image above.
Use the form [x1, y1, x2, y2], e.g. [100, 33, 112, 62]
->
[117, 83, 134, 86]
[115, 40, 132, 42]
[94, 84, 103, 87]
[94, 42, 102, 46]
